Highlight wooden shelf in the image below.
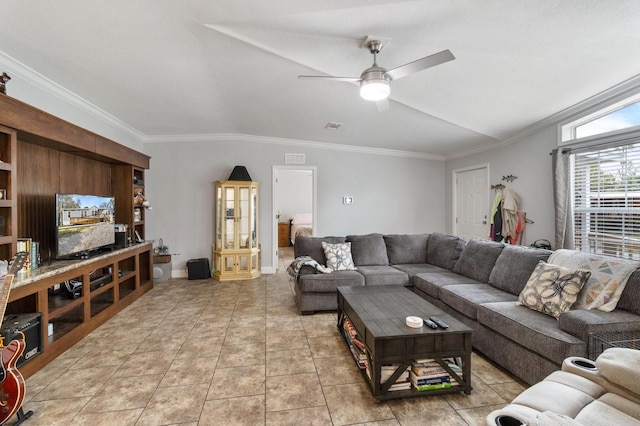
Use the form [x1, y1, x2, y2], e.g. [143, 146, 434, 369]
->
[8, 244, 153, 378]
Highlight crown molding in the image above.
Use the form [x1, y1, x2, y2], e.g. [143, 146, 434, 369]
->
[0, 51, 145, 142]
[144, 132, 446, 161]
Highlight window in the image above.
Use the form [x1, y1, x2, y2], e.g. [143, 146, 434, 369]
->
[572, 142, 640, 259]
[561, 92, 640, 143]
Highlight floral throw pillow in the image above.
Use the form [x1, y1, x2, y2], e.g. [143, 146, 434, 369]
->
[517, 261, 591, 319]
[322, 242, 357, 271]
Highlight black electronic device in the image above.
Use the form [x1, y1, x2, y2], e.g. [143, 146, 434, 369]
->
[429, 316, 449, 329]
[0, 313, 44, 367]
[423, 318, 438, 329]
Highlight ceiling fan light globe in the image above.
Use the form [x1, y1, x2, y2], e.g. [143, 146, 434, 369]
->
[360, 79, 390, 101]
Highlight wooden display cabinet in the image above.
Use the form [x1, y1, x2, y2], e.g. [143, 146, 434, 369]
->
[213, 180, 260, 281]
[113, 165, 146, 243]
[0, 94, 152, 378]
[6, 243, 153, 378]
[0, 125, 17, 260]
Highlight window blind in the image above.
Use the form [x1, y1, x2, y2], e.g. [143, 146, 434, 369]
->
[572, 141, 640, 259]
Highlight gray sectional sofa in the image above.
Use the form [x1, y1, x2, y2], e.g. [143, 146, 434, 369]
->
[292, 232, 640, 385]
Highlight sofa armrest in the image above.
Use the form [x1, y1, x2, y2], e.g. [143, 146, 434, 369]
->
[558, 309, 640, 341]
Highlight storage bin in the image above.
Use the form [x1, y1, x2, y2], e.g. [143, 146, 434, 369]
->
[187, 258, 210, 280]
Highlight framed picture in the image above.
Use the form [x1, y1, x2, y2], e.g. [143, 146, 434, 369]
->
[0, 190, 6, 200]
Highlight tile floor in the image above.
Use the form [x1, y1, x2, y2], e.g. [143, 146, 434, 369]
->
[14, 247, 527, 425]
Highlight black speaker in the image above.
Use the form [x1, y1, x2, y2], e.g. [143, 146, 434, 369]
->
[1, 312, 43, 367]
[115, 231, 128, 248]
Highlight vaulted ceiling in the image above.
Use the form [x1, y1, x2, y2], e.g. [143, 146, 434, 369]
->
[1, 1, 640, 158]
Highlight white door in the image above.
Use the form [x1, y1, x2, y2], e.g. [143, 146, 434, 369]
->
[454, 166, 489, 240]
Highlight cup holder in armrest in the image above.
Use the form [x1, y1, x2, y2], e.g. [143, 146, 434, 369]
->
[571, 358, 597, 371]
[494, 415, 525, 426]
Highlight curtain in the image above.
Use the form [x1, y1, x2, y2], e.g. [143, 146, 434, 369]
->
[552, 148, 574, 250]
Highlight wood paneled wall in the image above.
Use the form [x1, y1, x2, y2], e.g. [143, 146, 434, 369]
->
[18, 141, 112, 261]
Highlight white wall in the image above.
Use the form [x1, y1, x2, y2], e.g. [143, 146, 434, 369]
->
[445, 125, 559, 247]
[144, 139, 446, 275]
[276, 169, 312, 222]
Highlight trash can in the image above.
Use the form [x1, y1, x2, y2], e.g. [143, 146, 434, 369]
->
[187, 258, 210, 280]
[153, 254, 172, 281]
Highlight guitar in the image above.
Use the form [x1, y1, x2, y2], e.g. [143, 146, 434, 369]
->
[0, 252, 29, 425]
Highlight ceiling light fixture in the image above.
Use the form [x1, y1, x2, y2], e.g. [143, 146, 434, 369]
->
[359, 61, 390, 101]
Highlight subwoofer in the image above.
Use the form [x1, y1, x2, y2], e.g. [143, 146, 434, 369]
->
[1, 312, 44, 367]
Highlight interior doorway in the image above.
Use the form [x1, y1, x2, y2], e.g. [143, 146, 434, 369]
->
[453, 164, 490, 241]
[272, 166, 316, 271]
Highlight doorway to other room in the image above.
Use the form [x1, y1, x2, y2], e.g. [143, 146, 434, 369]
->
[272, 166, 316, 271]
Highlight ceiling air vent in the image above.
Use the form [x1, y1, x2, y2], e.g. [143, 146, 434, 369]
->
[325, 122, 343, 130]
[285, 153, 306, 164]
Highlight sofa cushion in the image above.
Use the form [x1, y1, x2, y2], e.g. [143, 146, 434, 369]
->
[322, 242, 357, 271]
[558, 308, 640, 341]
[517, 261, 591, 319]
[489, 245, 552, 295]
[426, 233, 465, 270]
[439, 284, 518, 320]
[383, 234, 429, 264]
[393, 264, 444, 279]
[477, 301, 587, 364]
[346, 233, 389, 266]
[356, 266, 409, 286]
[298, 270, 364, 293]
[294, 236, 345, 264]
[596, 347, 640, 396]
[413, 271, 481, 299]
[615, 269, 640, 315]
[452, 238, 505, 282]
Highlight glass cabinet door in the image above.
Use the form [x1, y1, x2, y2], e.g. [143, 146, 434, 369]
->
[224, 186, 235, 249]
[251, 186, 258, 249]
[238, 187, 249, 249]
[216, 186, 222, 250]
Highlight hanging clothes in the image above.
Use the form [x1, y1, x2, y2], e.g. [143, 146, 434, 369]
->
[490, 190, 504, 241]
[502, 187, 521, 243]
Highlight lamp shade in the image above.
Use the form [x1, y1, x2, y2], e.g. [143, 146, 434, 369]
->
[228, 166, 252, 181]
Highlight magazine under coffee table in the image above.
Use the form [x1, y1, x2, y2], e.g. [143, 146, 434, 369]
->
[337, 285, 472, 401]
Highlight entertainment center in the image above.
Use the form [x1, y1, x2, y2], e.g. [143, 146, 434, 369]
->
[0, 94, 152, 378]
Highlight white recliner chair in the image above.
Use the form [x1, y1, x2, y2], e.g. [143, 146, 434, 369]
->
[486, 347, 640, 425]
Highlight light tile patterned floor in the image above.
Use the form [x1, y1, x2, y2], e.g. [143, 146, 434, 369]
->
[13, 247, 526, 425]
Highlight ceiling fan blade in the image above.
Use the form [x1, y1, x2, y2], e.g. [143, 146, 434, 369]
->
[297, 75, 361, 82]
[385, 49, 455, 81]
[375, 98, 389, 112]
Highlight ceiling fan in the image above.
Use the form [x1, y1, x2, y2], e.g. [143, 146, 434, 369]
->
[298, 39, 455, 104]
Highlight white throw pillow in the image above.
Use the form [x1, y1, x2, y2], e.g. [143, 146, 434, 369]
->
[322, 242, 357, 271]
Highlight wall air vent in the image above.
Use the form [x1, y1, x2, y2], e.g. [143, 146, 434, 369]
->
[285, 153, 306, 164]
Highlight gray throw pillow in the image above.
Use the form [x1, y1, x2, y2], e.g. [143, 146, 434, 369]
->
[426, 233, 465, 270]
[489, 245, 552, 295]
[346, 233, 389, 266]
[384, 234, 429, 264]
[453, 238, 505, 282]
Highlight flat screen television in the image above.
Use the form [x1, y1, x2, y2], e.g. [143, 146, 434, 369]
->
[56, 194, 116, 259]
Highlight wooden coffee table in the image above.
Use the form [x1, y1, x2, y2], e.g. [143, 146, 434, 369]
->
[337, 285, 472, 401]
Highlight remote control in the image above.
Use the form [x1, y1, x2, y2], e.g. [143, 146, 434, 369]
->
[429, 316, 449, 329]
[423, 318, 438, 329]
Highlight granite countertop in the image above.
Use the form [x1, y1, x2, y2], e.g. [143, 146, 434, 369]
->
[11, 242, 152, 289]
